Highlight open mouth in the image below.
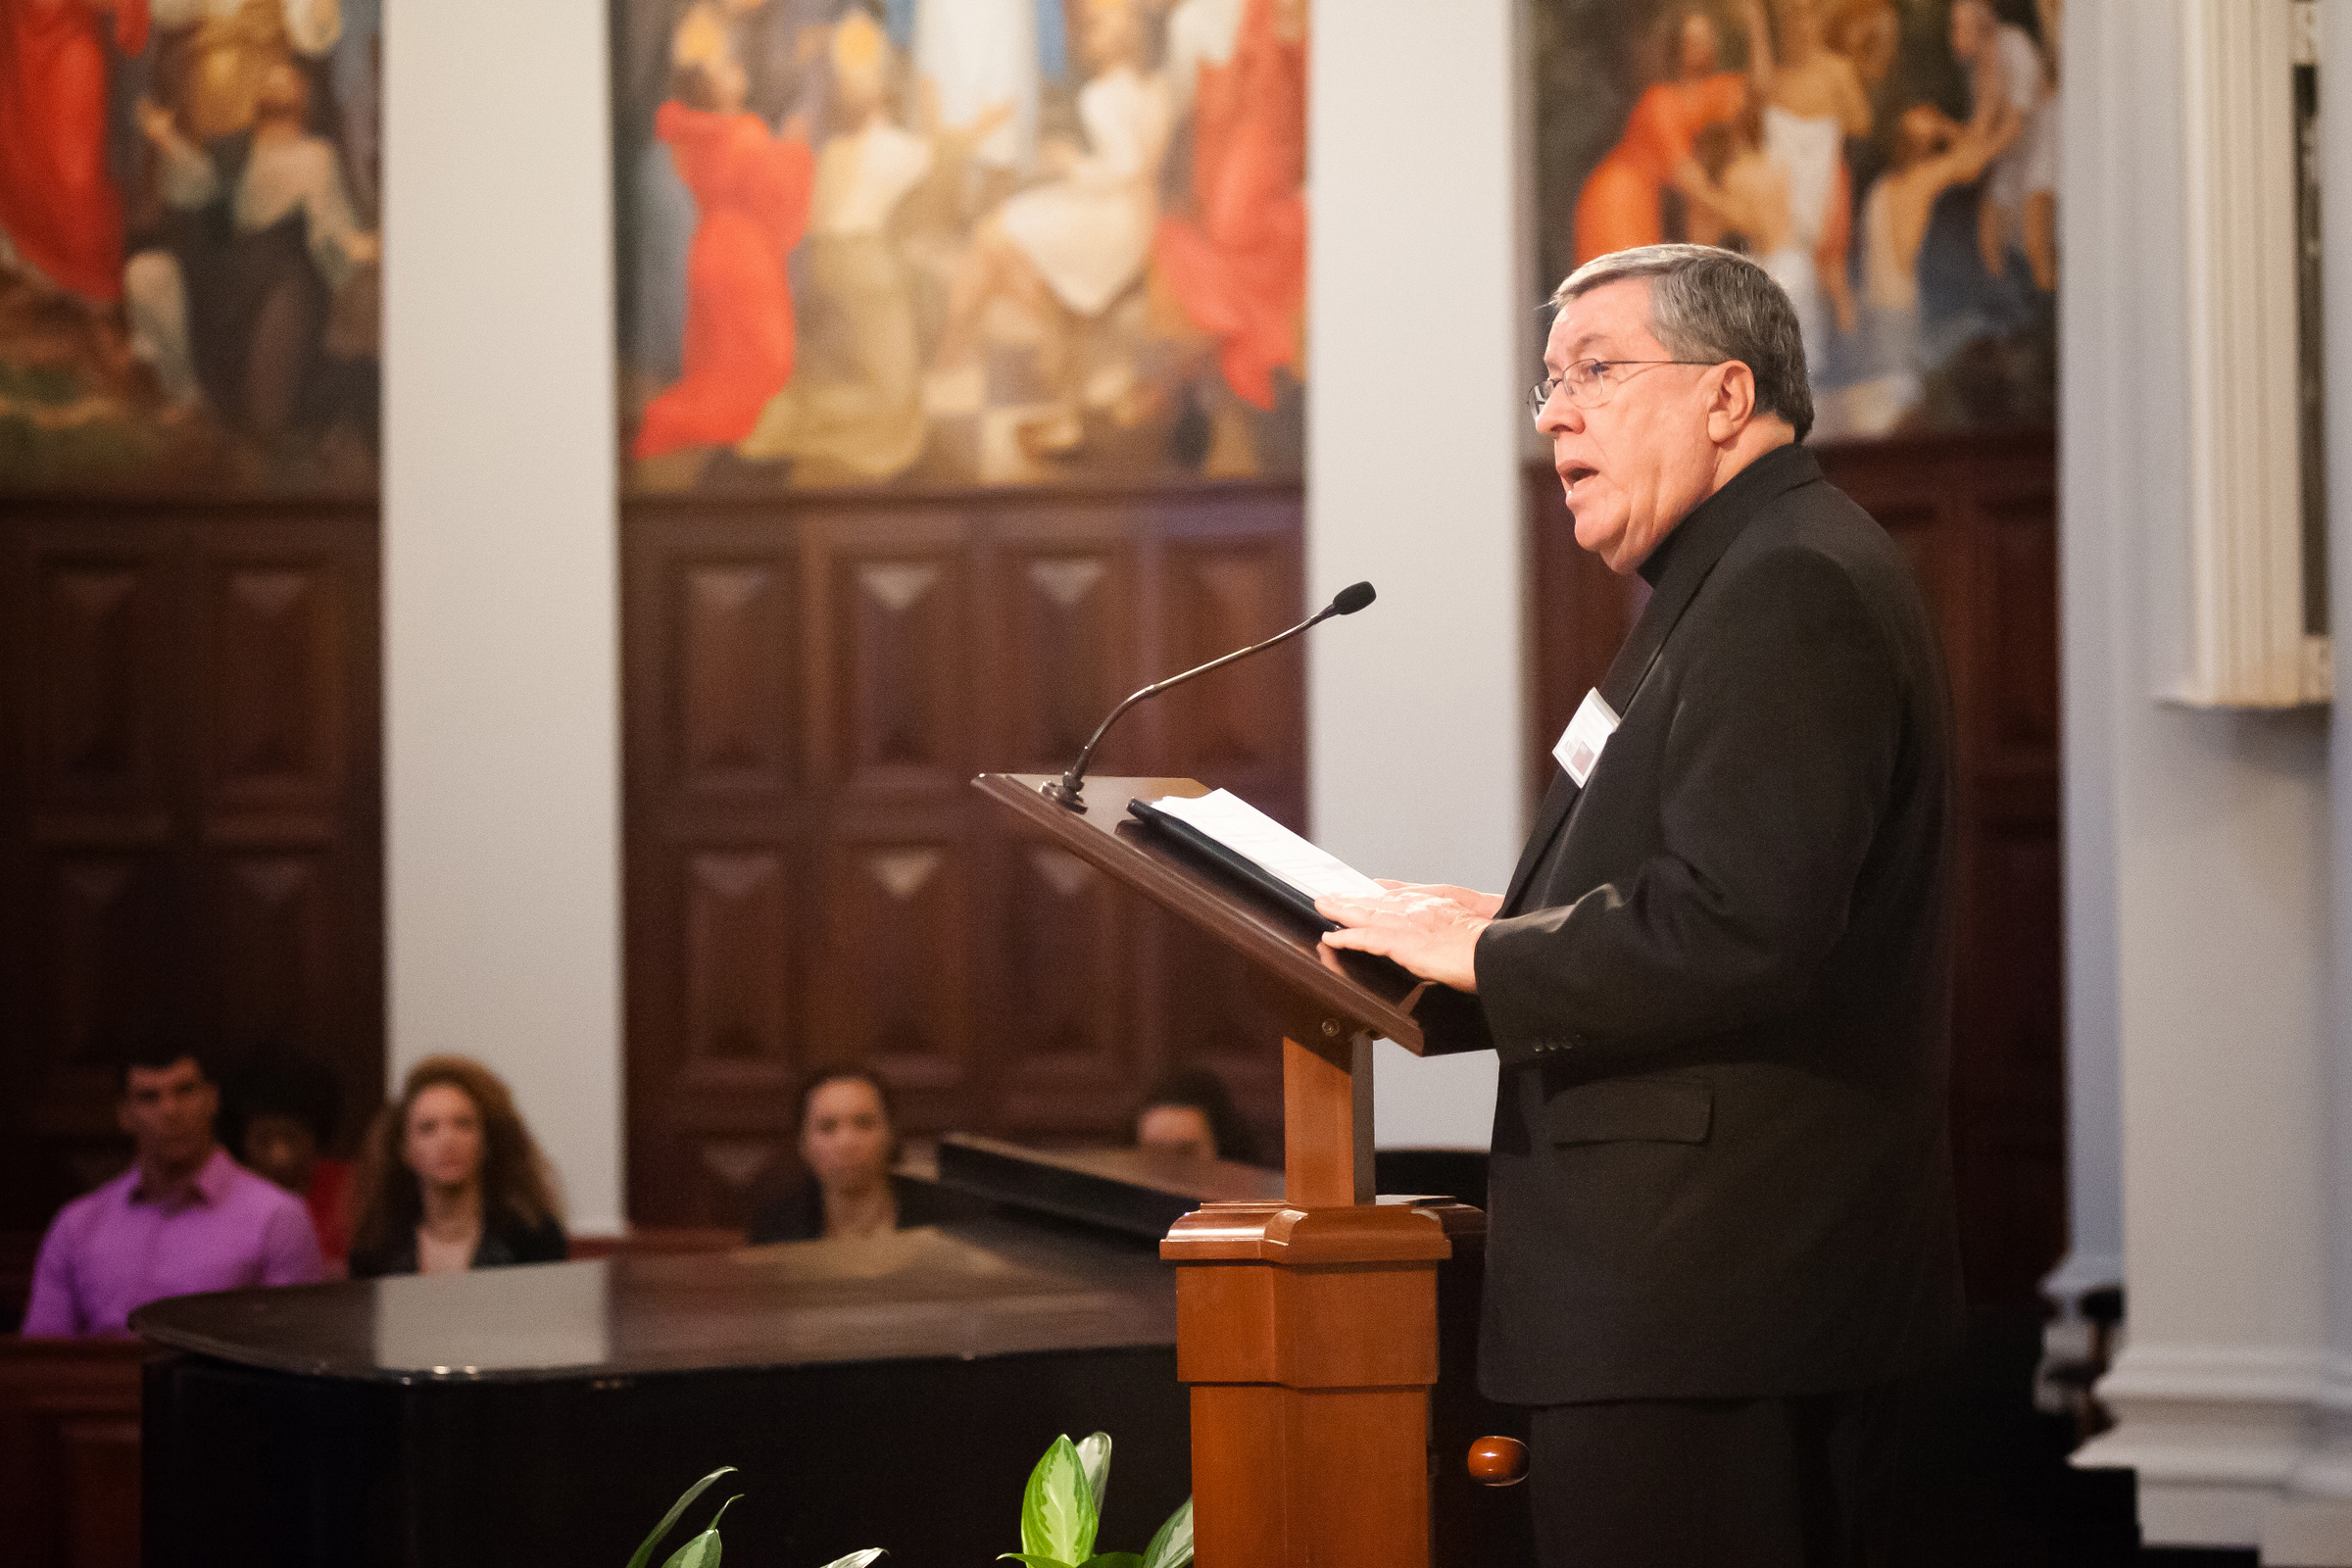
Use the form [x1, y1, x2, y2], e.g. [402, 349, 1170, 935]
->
[1560, 463, 1597, 492]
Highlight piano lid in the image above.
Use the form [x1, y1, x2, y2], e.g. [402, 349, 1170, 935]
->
[934, 1134, 1284, 1239]
[130, 1214, 1176, 1384]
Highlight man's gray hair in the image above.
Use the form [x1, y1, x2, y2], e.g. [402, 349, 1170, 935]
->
[1553, 244, 1814, 443]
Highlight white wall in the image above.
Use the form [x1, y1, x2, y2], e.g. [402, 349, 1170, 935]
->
[1308, 0, 1525, 1150]
[2067, 2, 2343, 1553]
[2286, 0, 2352, 1552]
[382, 2, 623, 1234]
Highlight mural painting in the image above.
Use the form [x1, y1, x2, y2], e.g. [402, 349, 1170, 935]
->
[0, 0, 381, 492]
[613, 0, 1309, 492]
[1532, 0, 2057, 439]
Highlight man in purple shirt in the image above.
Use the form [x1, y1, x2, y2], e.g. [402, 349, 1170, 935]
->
[22, 1048, 324, 1338]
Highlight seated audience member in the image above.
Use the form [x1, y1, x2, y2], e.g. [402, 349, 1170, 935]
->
[220, 1047, 355, 1266]
[750, 1069, 965, 1243]
[1132, 1065, 1255, 1164]
[347, 1057, 567, 1277]
[23, 1044, 324, 1338]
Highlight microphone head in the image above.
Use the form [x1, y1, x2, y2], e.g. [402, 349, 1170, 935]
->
[1330, 581, 1377, 616]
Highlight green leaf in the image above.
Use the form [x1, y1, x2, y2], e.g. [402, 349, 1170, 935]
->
[660, 1495, 740, 1568]
[1019, 1435, 1098, 1566]
[1077, 1555, 1145, 1568]
[626, 1468, 738, 1568]
[998, 1555, 1071, 1568]
[814, 1554, 886, 1568]
[1140, 1498, 1194, 1568]
[1075, 1432, 1113, 1517]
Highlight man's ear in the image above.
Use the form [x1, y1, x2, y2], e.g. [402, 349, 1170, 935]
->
[1704, 360, 1760, 442]
[117, 1095, 137, 1137]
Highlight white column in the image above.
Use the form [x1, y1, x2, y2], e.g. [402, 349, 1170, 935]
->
[382, 2, 623, 1232]
[2271, 2, 2352, 1559]
[1307, 0, 1525, 1150]
[2068, 1, 2336, 1550]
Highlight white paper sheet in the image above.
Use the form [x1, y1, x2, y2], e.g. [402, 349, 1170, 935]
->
[1145, 789, 1387, 902]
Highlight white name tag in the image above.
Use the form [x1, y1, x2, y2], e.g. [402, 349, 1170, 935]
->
[1553, 688, 1620, 787]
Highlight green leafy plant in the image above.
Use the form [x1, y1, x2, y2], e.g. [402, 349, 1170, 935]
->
[626, 1465, 884, 1568]
[999, 1433, 1195, 1568]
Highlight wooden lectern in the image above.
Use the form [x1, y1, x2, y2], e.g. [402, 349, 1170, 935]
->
[975, 773, 1479, 1568]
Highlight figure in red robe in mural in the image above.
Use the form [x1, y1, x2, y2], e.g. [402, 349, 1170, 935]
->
[633, 50, 816, 462]
[1572, 0, 1773, 267]
[0, 0, 152, 305]
[1152, 0, 1304, 413]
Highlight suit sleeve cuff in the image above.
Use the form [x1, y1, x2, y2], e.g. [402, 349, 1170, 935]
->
[1475, 916, 1588, 1065]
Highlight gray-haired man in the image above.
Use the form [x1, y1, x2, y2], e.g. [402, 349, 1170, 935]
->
[1320, 245, 1963, 1564]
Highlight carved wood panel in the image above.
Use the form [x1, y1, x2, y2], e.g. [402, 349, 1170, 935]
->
[0, 502, 382, 1263]
[1527, 431, 2063, 1305]
[624, 487, 1304, 1227]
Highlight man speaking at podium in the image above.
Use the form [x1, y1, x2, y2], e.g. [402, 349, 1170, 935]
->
[1317, 244, 1962, 1568]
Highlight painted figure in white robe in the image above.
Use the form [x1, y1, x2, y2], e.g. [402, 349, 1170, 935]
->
[1762, 0, 1868, 368]
[934, 0, 1169, 458]
[913, 0, 1039, 175]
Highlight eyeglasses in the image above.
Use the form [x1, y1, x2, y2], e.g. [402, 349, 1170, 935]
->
[1530, 359, 1719, 413]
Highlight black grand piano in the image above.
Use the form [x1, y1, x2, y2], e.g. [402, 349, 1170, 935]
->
[133, 1139, 1523, 1568]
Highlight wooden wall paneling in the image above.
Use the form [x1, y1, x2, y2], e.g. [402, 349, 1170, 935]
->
[1136, 906, 1286, 1156]
[676, 556, 800, 796]
[813, 514, 972, 794]
[808, 511, 979, 1141]
[1952, 810, 2068, 1299]
[622, 486, 1306, 1225]
[26, 538, 181, 1140]
[194, 522, 373, 1072]
[624, 512, 809, 1229]
[988, 514, 1143, 776]
[1834, 434, 2064, 1304]
[0, 502, 381, 1298]
[1145, 498, 1302, 1150]
[1981, 490, 2064, 769]
[1949, 448, 2064, 1304]
[991, 831, 1139, 1130]
[18, 525, 189, 1202]
[35, 549, 172, 814]
[979, 504, 1149, 1131]
[1158, 517, 1305, 826]
[817, 813, 976, 1116]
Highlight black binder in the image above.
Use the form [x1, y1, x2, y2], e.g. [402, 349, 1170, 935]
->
[1125, 794, 1338, 931]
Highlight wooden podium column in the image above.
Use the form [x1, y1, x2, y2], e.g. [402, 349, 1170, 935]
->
[966, 776, 1464, 1566]
[1163, 1028, 1452, 1568]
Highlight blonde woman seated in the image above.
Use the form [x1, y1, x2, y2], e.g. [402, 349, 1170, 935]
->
[347, 1057, 567, 1277]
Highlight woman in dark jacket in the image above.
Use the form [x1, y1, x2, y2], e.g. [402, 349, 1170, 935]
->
[347, 1056, 566, 1277]
[750, 1069, 965, 1244]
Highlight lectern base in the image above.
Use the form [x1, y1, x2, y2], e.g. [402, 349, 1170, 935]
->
[1163, 1199, 1482, 1568]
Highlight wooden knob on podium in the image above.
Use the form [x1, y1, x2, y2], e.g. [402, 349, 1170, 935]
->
[1466, 1435, 1528, 1487]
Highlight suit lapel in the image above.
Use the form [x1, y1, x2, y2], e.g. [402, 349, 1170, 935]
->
[1502, 445, 1823, 916]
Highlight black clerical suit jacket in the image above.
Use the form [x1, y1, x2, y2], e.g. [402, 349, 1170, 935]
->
[1438, 442, 1965, 1407]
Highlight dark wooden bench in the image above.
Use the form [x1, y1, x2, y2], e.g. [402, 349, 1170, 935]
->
[0, 1334, 144, 1568]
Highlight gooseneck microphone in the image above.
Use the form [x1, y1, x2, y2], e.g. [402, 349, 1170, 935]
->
[1042, 580, 1377, 809]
